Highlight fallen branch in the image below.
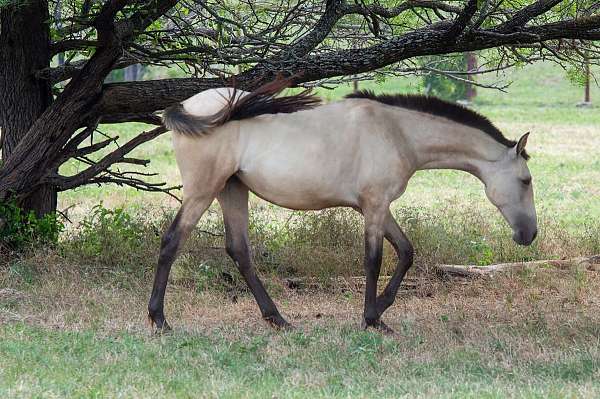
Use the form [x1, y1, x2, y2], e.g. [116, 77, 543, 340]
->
[285, 276, 422, 292]
[282, 256, 600, 290]
[435, 255, 600, 277]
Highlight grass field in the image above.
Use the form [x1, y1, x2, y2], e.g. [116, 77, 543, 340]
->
[2, 61, 600, 398]
[2, 263, 600, 398]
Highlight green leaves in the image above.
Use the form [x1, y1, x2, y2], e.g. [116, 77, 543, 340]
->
[0, 199, 63, 252]
[0, 0, 23, 9]
[421, 54, 470, 102]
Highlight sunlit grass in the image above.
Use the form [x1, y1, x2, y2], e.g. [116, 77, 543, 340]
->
[1, 321, 598, 398]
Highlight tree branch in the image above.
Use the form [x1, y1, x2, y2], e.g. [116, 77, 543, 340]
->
[115, 0, 179, 39]
[272, 0, 345, 61]
[37, 55, 139, 83]
[50, 39, 97, 56]
[445, 0, 478, 39]
[62, 175, 181, 201]
[99, 112, 162, 125]
[45, 126, 168, 191]
[497, 0, 563, 32]
[342, 0, 461, 18]
[96, 14, 600, 120]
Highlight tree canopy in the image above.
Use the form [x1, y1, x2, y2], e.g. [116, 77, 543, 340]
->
[1, 0, 599, 214]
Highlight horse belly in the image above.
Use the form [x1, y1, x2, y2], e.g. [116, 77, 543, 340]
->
[234, 108, 380, 210]
[236, 155, 358, 210]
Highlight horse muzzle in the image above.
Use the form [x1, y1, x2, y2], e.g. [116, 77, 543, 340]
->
[512, 227, 537, 246]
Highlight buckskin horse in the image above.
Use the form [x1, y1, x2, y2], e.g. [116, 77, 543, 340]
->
[148, 77, 537, 333]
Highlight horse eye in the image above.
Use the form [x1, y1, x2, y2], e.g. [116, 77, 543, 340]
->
[521, 177, 532, 186]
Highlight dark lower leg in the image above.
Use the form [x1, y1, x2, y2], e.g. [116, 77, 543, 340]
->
[376, 213, 414, 316]
[148, 198, 212, 331]
[219, 177, 289, 328]
[148, 211, 182, 330]
[229, 247, 289, 327]
[362, 226, 384, 328]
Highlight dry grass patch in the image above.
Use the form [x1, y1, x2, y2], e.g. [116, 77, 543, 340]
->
[4, 261, 599, 339]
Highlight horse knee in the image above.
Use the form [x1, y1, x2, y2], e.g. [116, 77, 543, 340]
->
[158, 228, 180, 263]
[402, 244, 415, 264]
[225, 242, 239, 260]
[377, 292, 395, 311]
[161, 227, 178, 248]
[160, 211, 185, 252]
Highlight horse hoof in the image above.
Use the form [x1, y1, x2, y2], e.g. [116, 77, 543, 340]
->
[264, 315, 293, 330]
[361, 318, 395, 335]
[154, 320, 172, 335]
[148, 314, 172, 335]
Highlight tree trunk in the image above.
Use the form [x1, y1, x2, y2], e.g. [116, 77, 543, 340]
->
[0, 1, 55, 217]
[465, 52, 477, 101]
[584, 56, 591, 104]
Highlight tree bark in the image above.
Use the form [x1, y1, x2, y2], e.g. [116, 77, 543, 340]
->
[0, 1, 55, 217]
[0, 0, 175, 204]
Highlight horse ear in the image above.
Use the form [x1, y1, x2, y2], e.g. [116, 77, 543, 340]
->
[515, 132, 530, 156]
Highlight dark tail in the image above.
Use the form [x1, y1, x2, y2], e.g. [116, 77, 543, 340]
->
[162, 76, 321, 136]
[162, 103, 221, 136]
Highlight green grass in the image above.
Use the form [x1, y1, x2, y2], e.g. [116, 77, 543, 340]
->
[2, 311, 599, 398]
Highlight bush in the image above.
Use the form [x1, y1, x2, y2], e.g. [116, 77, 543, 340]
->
[60, 204, 162, 280]
[12, 202, 599, 290]
[421, 54, 470, 102]
[256, 209, 365, 280]
[0, 199, 63, 252]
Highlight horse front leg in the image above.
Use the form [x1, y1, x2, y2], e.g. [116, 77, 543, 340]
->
[148, 195, 214, 333]
[361, 203, 393, 333]
[376, 210, 414, 317]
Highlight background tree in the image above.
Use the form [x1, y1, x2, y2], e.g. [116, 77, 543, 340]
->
[465, 52, 478, 101]
[2, 0, 600, 218]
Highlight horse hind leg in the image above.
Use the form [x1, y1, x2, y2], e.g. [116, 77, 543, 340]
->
[218, 176, 290, 329]
[147, 194, 215, 333]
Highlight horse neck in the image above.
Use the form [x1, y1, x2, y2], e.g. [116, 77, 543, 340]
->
[407, 120, 507, 178]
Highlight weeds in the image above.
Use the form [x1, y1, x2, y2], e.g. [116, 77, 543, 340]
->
[59, 204, 161, 282]
[3, 202, 597, 291]
[0, 199, 63, 253]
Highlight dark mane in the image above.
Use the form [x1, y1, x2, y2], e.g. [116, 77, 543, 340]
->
[163, 76, 321, 136]
[346, 90, 529, 160]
